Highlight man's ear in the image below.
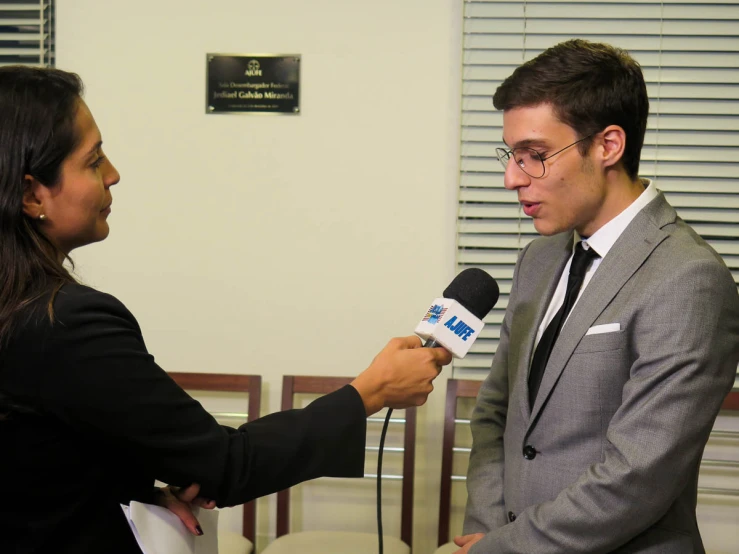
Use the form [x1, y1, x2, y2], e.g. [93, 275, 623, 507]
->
[599, 125, 626, 170]
[22, 175, 47, 219]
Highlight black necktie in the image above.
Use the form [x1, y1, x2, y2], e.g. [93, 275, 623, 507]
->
[528, 242, 600, 407]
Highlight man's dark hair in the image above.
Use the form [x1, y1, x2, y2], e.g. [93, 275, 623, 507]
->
[493, 39, 649, 180]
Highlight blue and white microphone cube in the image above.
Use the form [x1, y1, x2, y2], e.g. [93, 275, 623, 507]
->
[414, 299, 484, 358]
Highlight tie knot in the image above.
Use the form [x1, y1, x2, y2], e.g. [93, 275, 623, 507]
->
[570, 242, 599, 280]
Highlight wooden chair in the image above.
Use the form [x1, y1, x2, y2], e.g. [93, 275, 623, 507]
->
[434, 379, 481, 554]
[700, 390, 739, 554]
[168, 372, 262, 554]
[261, 375, 416, 554]
[719, 390, 739, 412]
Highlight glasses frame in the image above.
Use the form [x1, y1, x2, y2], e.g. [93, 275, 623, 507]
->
[496, 133, 596, 178]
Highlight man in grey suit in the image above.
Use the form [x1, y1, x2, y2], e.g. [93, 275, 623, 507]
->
[455, 39, 739, 553]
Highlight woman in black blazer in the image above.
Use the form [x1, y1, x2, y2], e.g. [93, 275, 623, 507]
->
[0, 66, 451, 554]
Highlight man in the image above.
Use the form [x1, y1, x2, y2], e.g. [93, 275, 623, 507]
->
[455, 39, 739, 553]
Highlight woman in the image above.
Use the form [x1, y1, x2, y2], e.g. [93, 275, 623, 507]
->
[0, 66, 450, 553]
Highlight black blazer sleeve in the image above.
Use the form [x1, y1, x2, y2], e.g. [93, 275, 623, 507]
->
[33, 284, 367, 506]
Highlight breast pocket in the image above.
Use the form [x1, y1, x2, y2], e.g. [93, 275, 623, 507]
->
[575, 329, 625, 353]
[551, 330, 628, 413]
[570, 329, 631, 420]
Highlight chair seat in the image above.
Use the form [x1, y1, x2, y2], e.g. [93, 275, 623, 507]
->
[218, 530, 254, 554]
[433, 541, 459, 554]
[262, 531, 410, 554]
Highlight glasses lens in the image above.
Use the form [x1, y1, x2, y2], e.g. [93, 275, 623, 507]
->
[513, 148, 545, 178]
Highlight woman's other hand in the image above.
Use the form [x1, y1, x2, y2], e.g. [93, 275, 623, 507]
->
[155, 483, 216, 536]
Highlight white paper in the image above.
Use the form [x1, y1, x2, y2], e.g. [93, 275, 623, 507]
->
[121, 502, 219, 554]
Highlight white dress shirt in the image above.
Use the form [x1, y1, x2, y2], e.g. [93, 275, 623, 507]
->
[533, 179, 660, 348]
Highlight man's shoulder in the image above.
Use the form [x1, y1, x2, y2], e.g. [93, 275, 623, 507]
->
[657, 217, 731, 273]
[638, 193, 725, 267]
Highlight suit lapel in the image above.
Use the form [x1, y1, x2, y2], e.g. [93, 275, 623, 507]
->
[527, 193, 677, 427]
[511, 233, 573, 421]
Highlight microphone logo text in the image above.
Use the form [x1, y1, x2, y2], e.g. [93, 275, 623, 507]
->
[443, 316, 476, 341]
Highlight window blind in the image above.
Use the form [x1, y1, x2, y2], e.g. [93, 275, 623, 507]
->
[0, 1, 54, 67]
[455, 0, 739, 378]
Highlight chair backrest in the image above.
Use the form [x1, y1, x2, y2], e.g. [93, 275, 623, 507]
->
[276, 375, 417, 547]
[720, 391, 739, 411]
[437, 378, 481, 547]
[168, 372, 262, 544]
[698, 390, 739, 553]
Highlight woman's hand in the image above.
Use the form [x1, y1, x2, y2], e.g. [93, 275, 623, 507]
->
[154, 483, 216, 536]
[351, 335, 452, 415]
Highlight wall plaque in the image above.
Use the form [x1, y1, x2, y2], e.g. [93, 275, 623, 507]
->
[206, 54, 300, 114]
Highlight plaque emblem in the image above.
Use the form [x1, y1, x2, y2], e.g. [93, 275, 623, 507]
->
[245, 60, 262, 77]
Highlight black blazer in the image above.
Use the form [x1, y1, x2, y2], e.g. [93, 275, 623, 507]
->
[0, 284, 366, 553]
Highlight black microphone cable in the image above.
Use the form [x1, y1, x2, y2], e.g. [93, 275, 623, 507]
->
[376, 407, 393, 554]
[374, 267, 499, 554]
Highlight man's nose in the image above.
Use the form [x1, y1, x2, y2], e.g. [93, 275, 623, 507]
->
[503, 158, 531, 190]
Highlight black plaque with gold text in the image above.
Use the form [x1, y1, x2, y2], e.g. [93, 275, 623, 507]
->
[206, 54, 300, 114]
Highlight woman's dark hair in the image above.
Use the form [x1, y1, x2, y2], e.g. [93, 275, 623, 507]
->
[0, 66, 84, 346]
[493, 39, 649, 180]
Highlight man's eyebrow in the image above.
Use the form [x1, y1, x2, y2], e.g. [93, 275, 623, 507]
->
[504, 138, 549, 149]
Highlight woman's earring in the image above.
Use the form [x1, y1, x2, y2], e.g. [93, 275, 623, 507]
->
[38, 214, 46, 221]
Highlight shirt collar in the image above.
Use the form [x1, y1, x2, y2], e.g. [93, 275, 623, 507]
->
[576, 178, 659, 257]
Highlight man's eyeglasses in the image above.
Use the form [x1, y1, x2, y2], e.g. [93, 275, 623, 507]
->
[496, 134, 595, 179]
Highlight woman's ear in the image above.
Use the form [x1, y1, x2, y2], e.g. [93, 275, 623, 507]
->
[22, 175, 46, 219]
[599, 125, 626, 170]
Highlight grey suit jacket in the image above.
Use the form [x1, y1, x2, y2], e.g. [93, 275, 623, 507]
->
[463, 193, 739, 553]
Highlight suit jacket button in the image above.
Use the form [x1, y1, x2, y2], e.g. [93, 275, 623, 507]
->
[523, 445, 536, 460]
[508, 511, 516, 522]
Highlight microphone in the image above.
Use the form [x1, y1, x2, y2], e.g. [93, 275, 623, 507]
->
[379, 268, 499, 554]
[414, 268, 500, 358]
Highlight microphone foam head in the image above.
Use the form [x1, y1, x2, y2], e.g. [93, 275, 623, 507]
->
[443, 268, 499, 320]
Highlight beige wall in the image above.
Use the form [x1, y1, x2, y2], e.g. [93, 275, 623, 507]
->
[56, 0, 462, 552]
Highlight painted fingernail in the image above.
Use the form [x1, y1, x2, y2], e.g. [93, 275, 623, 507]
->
[196, 525, 204, 536]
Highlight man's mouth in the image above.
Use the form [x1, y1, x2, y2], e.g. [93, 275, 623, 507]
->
[521, 201, 540, 217]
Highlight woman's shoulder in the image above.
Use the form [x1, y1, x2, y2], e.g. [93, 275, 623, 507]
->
[55, 282, 125, 309]
[52, 282, 138, 328]
[3, 285, 143, 383]
[54, 283, 135, 315]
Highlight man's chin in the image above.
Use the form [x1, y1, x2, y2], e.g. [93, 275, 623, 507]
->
[532, 219, 560, 237]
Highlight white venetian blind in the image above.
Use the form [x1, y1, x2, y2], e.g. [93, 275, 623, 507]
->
[0, 0, 54, 67]
[456, 0, 739, 376]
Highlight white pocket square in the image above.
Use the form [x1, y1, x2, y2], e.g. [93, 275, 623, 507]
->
[586, 323, 621, 335]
